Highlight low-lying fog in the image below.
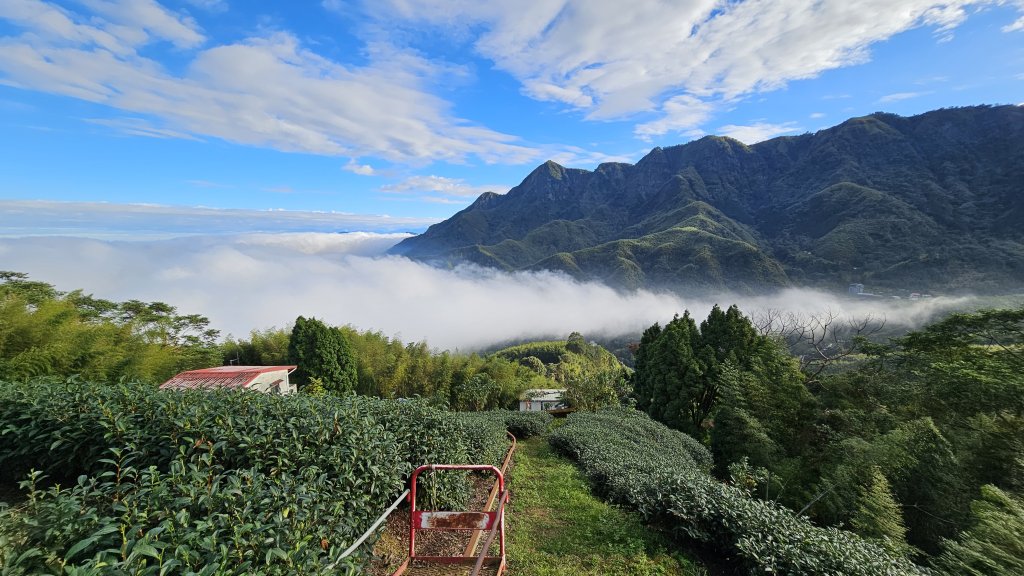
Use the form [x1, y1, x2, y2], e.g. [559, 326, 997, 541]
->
[0, 232, 977, 350]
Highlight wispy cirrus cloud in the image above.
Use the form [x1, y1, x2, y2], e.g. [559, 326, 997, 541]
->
[0, 0, 539, 165]
[373, 0, 1021, 136]
[380, 175, 509, 204]
[184, 0, 228, 13]
[717, 121, 802, 144]
[1003, 1, 1024, 32]
[84, 117, 202, 140]
[878, 91, 932, 103]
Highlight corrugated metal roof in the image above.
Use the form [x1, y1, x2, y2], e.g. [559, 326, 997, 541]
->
[159, 365, 297, 391]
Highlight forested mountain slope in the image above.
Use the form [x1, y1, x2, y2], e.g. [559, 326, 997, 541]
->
[391, 105, 1024, 293]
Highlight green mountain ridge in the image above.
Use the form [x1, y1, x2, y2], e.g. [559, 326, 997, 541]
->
[391, 105, 1024, 294]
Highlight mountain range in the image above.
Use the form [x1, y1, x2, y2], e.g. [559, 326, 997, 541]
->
[390, 105, 1024, 295]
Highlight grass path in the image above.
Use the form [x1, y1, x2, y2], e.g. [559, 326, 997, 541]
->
[504, 437, 707, 576]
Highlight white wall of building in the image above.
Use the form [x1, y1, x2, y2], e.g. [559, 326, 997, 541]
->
[248, 370, 296, 394]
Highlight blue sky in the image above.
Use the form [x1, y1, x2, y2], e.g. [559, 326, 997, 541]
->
[1, 0, 1023, 234]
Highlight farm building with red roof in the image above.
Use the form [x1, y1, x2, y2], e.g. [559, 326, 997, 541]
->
[160, 365, 297, 394]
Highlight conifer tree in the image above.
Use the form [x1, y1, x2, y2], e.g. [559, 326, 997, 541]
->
[632, 322, 662, 413]
[645, 313, 704, 434]
[851, 466, 911, 557]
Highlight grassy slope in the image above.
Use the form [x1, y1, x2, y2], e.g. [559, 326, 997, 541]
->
[506, 437, 706, 576]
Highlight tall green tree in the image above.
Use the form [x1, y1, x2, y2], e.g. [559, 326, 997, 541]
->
[851, 466, 911, 557]
[640, 312, 704, 434]
[287, 316, 358, 395]
[632, 322, 662, 413]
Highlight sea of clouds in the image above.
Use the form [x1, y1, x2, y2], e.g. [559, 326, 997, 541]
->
[0, 231, 974, 350]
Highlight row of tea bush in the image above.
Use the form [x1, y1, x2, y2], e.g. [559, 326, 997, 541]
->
[0, 378, 547, 575]
[549, 408, 927, 576]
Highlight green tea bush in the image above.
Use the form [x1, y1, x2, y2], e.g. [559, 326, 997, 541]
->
[460, 409, 552, 440]
[0, 378, 514, 575]
[456, 409, 553, 467]
[503, 410, 553, 438]
[550, 408, 927, 575]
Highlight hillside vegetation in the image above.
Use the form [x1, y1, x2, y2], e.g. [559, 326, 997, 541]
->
[0, 379, 552, 574]
[0, 271, 220, 384]
[0, 272, 626, 411]
[392, 105, 1024, 294]
[626, 304, 1024, 574]
[551, 408, 926, 575]
[228, 324, 629, 411]
[3, 275, 1022, 574]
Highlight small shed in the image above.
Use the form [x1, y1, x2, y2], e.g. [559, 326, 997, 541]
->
[160, 365, 298, 394]
[518, 388, 567, 412]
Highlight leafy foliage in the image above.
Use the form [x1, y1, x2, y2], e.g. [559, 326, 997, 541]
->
[496, 334, 631, 410]
[0, 378, 521, 574]
[0, 272, 220, 384]
[288, 316, 358, 394]
[934, 485, 1024, 576]
[850, 466, 912, 557]
[633, 305, 814, 463]
[456, 410, 553, 469]
[550, 408, 927, 575]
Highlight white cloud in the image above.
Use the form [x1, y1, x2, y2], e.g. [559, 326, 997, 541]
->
[878, 91, 931, 103]
[375, 0, 1013, 121]
[0, 234, 974, 349]
[232, 231, 411, 256]
[0, 200, 438, 238]
[634, 95, 714, 141]
[344, 159, 377, 176]
[1006, 17, 1024, 31]
[809, 112, 826, 119]
[542, 145, 640, 168]
[0, 1, 538, 164]
[85, 117, 202, 140]
[717, 122, 801, 144]
[78, 0, 205, 48]
[184, 0, 228, 12]
[380, 175, 509, 203]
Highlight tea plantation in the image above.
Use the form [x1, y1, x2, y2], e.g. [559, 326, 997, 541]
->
[550, 408, 928, 575]
[0, 379, 549, 575]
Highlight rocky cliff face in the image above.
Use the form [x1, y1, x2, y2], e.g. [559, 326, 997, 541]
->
[392, 105, 1024, 294]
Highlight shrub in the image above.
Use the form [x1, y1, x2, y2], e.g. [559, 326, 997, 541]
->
[0, 378, 509, 575]
[550, 408, 927, 575]
[456, 409, 553, 467]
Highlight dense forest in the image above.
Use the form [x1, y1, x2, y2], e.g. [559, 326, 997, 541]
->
[1, 271, 1022, 574]
[631, 304, 1023, 572]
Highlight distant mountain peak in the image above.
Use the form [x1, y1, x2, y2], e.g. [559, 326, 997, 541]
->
[392, 105, 1024, 295]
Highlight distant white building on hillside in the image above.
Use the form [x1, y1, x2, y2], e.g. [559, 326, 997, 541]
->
[160, 365, 298, 394]
[518, 389, 567, 412]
